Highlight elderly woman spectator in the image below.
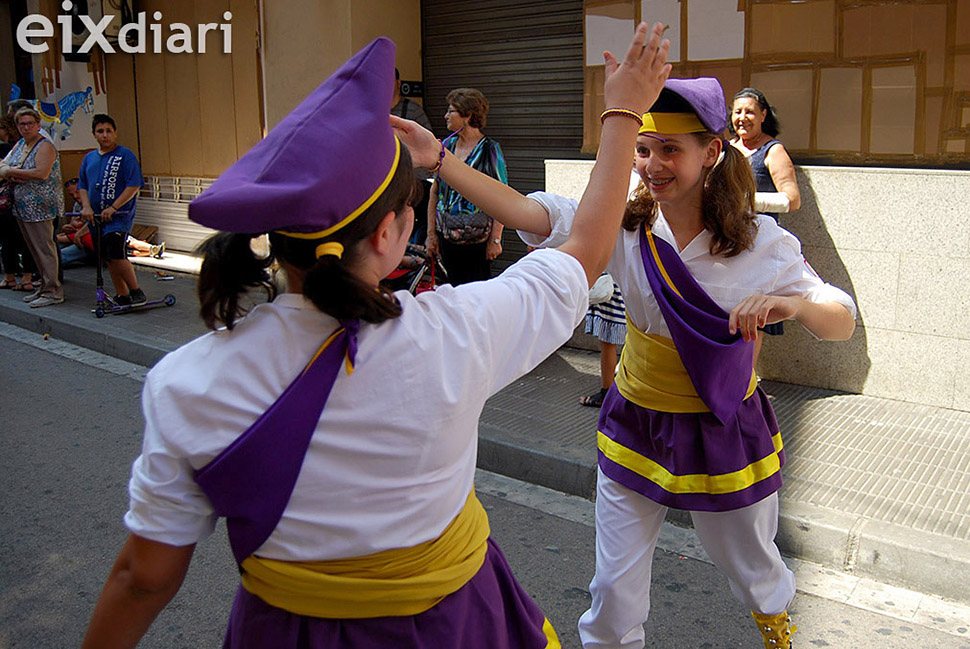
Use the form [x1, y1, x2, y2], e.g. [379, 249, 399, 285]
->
[426, 88, 508, 285]
[729, 87, 800, 217]
[0, 115, 38, 290]
[0, 107, 64, 307]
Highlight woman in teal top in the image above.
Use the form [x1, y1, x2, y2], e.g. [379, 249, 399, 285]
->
[426, 88, 508, 285]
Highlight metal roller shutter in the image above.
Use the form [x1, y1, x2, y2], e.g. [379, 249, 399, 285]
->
[136, 176, 217, 252]
[421, 0, 586, 272]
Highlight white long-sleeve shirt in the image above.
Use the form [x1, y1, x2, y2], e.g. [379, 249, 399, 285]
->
[125, 248, 588, 560]
[520, 192, 856, 339]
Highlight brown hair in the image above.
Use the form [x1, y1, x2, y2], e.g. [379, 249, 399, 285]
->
[197, 145, 416, 330]
[0, 116, 17, 142]
[622, 134, 758, 257]
[446, 88, 489, 129]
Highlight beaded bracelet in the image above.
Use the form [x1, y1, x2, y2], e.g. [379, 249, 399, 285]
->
[431, 128, 464, 181]
[599, 108, 644, 126]
[429, 144, 446, 176]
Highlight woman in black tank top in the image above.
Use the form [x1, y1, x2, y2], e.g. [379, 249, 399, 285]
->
[728, 87, 800, 218]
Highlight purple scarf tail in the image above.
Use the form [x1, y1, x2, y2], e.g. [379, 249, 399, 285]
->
[639, 226, 752, 423]
[194, 320, 360, 564]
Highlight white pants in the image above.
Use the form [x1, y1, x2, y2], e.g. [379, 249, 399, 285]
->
[578, 469, 795, 649]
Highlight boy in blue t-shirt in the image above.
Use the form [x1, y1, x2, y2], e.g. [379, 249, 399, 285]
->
[78, 114, 146, 305]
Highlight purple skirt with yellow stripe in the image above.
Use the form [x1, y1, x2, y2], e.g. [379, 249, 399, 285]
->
[222, 538, 558, 649]
[597, 385, 784, 512]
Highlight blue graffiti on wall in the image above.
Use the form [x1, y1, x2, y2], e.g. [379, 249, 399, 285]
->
[35, 87, 96, 141]
[9, 85, 95, 141]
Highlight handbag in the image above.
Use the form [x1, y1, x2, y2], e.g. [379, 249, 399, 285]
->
[0, 138, 44, 215]
[436, 137, 497, 244]
[0, 180, 14, 214]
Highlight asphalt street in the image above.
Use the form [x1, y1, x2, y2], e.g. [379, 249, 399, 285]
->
[1, 327, 967, 649]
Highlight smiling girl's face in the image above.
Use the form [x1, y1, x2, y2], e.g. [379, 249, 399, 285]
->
[634, 133, 720, 209]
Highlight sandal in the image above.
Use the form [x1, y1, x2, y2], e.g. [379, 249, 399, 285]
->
[580, 387, 608, 408]
[13, 281, 35, 292]
[0, 279, 17, 289]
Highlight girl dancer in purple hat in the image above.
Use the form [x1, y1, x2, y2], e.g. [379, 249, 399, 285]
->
[397, 78, 856, 648]
[81, 25, 671, 649]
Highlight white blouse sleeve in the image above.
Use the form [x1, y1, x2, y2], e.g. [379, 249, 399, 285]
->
[517, 191, 577, 249]
[765, 230, 858, 320]
[411, 247, 589, 399]
[477, 248, 589, 393]
[124, 372, 218, 546]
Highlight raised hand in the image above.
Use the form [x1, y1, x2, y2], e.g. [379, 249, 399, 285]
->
[603, 22, 671, 117]
[389, 115, 440, 169]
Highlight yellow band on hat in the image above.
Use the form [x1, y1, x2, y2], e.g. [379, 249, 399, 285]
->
[278, 136, 402, 241]
[639, 112, 706, 135]
[315, 242, 344, 259]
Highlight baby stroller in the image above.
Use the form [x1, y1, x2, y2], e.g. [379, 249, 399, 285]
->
[383, 244, 447, 295]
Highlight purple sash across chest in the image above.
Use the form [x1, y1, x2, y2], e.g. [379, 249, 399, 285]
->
[194, 320, 360, 565]
[638, 225, 753, 423]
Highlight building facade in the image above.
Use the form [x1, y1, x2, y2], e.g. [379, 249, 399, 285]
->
[583, 0, 970, 164]
[10, 0, 966, 251]
[7, 0, 970, 408]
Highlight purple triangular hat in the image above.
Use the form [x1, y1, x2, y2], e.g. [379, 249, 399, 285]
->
[658, 78, 727, 134]
[189, 37, 401, 235]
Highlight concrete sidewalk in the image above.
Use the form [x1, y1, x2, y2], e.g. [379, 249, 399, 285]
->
[2, 262, 969, 604]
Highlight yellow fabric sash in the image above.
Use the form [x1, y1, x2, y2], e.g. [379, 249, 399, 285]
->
[240, 490, 490, 618]
[614, 315, 757, 413]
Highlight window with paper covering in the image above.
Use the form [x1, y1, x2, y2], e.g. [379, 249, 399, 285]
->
[582, 0, 969, 167]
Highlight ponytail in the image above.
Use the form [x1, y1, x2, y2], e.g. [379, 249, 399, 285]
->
[271, 232, 404, 323]
[701, 142, 757, 257]
[622, 136, 757, 257]
[197, 232, 277, 330]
